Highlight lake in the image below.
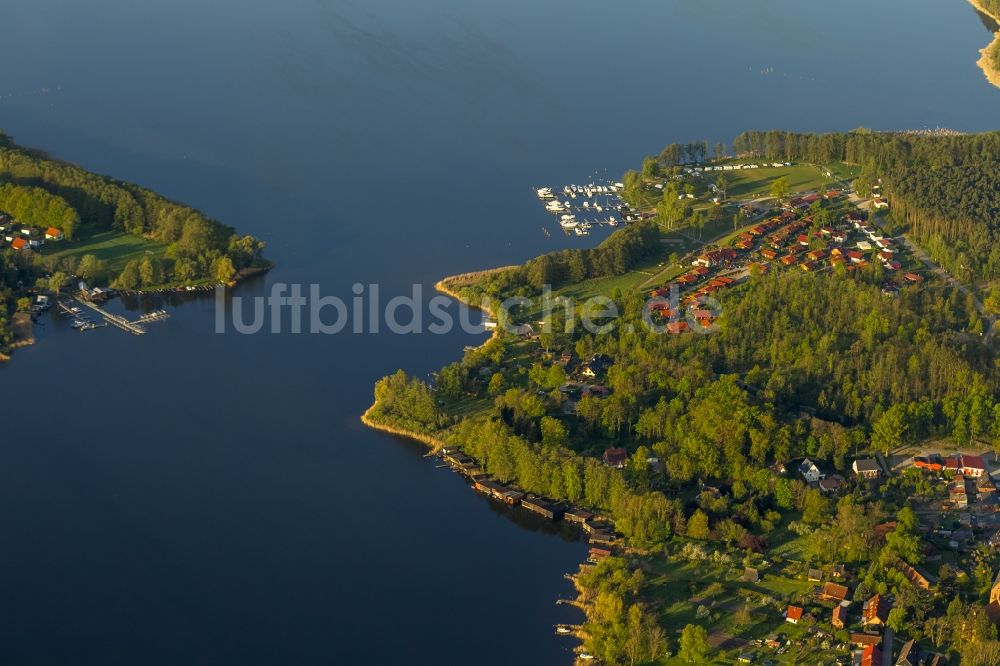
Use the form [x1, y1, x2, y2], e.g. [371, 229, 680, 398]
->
[1, 0, 997, 663]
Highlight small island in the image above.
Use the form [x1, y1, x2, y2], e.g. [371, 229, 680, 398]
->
[366, 129, 1000, 664]
[0, 131, 268, 360]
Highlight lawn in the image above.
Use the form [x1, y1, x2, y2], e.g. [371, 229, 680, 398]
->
[724, 165, 836, 200]
[825, 161, 861, 182]
[442, 394, 492, 420]
[38, 229, 167, 274]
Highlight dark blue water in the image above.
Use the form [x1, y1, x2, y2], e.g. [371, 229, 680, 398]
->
[1, 0, 997, 664]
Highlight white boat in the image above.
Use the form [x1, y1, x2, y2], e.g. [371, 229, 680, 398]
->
[536, 187, 554, 199]
[545, 200, 567, 213]
[559, 215, 578, 229]
[608, 216, 618, 226]
[574, 227, 588, 236]
[582, 201, 589, 208]
[594, 204, 603, 212]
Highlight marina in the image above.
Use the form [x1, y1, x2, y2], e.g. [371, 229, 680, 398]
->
[58, 295, 170, 336]
[536, 181, 631, 237]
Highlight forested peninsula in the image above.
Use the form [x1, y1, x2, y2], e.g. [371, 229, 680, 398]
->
[970, 0, 1000, 88]
[0, 131, 268, 357]
[367, 129, 1000, 665]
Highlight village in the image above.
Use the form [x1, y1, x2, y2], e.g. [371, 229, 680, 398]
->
[644, 183, 919, 334]
[432, 324, 991, 666]
[420, 159, 997, 665]
[434, 376, 1000, 666]
[750, 448, 1000, 666]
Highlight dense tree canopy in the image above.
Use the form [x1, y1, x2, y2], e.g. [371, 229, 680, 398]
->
[0, 183, 80, 239]
[0, 137, 266, 289]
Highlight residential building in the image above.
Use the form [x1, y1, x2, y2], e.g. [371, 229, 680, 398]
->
[853, 458, 881, 480]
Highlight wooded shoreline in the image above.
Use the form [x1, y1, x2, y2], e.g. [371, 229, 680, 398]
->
[968, 0, 1000, 88]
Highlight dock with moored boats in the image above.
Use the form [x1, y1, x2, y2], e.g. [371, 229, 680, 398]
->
[536, 181, 635, 237]
[58, 296, 170, 335]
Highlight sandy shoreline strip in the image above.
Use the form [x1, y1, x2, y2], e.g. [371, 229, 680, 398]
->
[359, 403, 447, 453]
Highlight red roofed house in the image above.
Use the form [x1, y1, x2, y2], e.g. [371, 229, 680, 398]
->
[946, 453, 986, 477]
[832, 604, 847, 629]
[10, 237, 27, 251]
[45, 227, 64, 241]
[914, 454, 944, 471]
[862, 593, 889, 627]
[819, 582, 850, 602]
[847, 250, 864, 263]
[851, 632, 881, 647]
[692, 248, 738, 268]
[666, 321, 689, 335]
[603, 447, 628, 469]
[861, 644, 882, 666]
[785, 605, 803, 624]
[960, 454, 987, 477]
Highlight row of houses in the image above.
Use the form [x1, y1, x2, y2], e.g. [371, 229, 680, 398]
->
[760, 210, 911, 275]
[0, 213, 65, 251]
[798, 457, 882, 484]
[912, 452, 987, 477]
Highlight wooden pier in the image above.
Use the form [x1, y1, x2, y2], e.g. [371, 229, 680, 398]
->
[73, 298, 170, 335]
[78, 300, 146, 334]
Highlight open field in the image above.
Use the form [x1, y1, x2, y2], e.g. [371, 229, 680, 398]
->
[723, 164, 836, 200]
[37, 229, 167, 274]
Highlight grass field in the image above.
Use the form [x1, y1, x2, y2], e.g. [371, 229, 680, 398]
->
[38, 229, 166, 274]
[825, 161, 861, 182]
[723, 165, 836, 200]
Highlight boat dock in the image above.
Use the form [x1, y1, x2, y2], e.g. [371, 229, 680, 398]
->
[60, 297, 170, 336]
[78, 299, 148, 334]
[536, 180, 632, 236]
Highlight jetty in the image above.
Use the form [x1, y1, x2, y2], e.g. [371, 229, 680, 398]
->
[78, 299, 147, 334]
[61, 297, 171, 335]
